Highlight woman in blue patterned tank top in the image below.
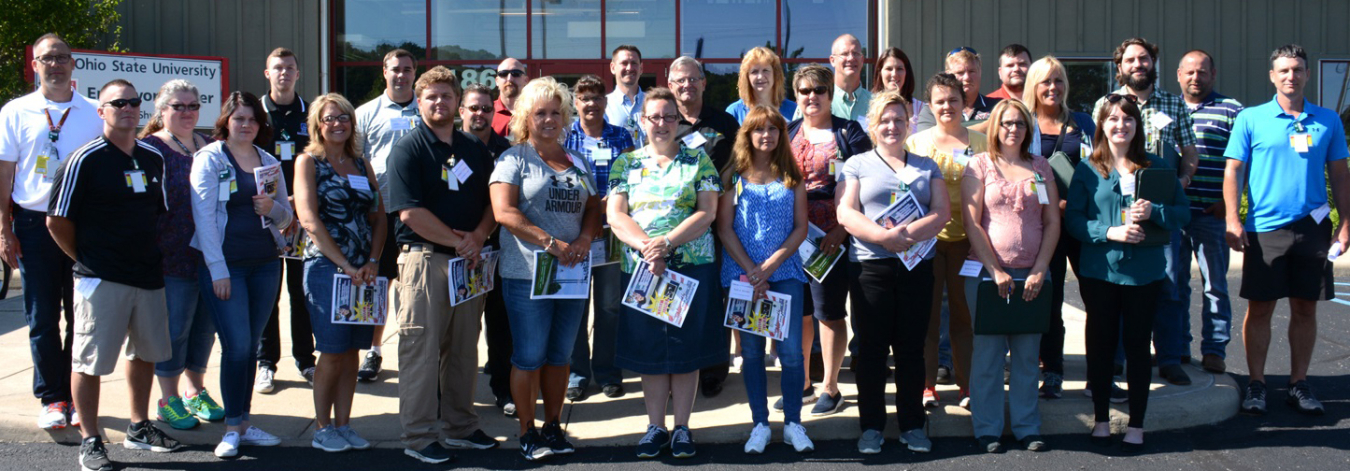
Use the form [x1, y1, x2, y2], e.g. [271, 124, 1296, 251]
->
[716, 105, 813, 454]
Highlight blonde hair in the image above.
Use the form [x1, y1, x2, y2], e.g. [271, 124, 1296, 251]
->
[509, 76, 574, 145]
[985, 99, 1034, 162]
[1022, 56, 1072, 126]
[139, 79, 199, 138]
[726, 105, 801, 189]
[304, 93, 362, 161]
[737, 47, 786, 108]
[864, 89, 912, 144]
[945, 50, 981, 70]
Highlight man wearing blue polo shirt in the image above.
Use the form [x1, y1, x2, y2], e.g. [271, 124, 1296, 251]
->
[1224, 44, 1350, 417]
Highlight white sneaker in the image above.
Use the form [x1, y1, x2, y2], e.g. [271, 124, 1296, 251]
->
[37, 403, 67, 429]
[784, 422, 815, 453]
[743, 423, 770, 454]
[732, 355, 744, 372]
[214, 431, 240, 458]
[959, 396, 972, 409]
[254, 367, 275, 394]
[240, 426, 281, 446]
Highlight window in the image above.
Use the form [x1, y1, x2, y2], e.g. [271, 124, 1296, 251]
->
[1060, 58, 1115, 116]
[781, 0, 869, 59]
[531, 0, 602, 59]
[606, 0, 676, 59]
[336, 0, 426, 62]
[680, 0, 776, 59]
[430, 0, 527, 60]
[1320, 60, 1350, 139]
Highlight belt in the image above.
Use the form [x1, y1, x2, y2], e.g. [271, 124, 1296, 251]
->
[401, 243, 455, 255]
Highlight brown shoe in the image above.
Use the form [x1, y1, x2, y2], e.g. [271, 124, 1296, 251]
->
[1201, 354, 1226, 374]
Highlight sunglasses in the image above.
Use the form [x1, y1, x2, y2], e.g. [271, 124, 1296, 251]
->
[1106, 94, 1140, 105]
[168, 103, 201, 112]
[948, 47, 978, 56]
[497, 69, 526, 78]
[104, 98, 143, 109]
[463, 104, 493, 113]
[797, 86, 829, 96]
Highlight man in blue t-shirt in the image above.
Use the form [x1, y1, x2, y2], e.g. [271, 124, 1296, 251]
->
[1223, 45, 1350, 417]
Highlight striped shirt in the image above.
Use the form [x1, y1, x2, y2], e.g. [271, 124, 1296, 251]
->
[1184, 91, 1243, 209]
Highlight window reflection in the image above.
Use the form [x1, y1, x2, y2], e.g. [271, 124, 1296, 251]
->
[431, 0, 527, 60]
[531, 0, 601, 59]
[606, 0, 675, 58]
[1062, 59, 1115, 114]
[337, 0, 426, 62]
[680, 0, 775, 59]
[781, 0, 869, 59]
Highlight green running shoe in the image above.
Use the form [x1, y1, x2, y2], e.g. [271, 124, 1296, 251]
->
[156, 396, 200, 430]
[184, 390, 225, 421]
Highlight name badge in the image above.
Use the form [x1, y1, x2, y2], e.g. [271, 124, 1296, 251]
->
[953, 147, 973, 166]
[896, 166, 921, 185]
[1148, 111, 1174, 130]
[277, 141, 294, 161]
[1290, 133, 1312, 153]
[828, 159, 839, 176]
[442, 165, 460, 191]
[218, 169, 235, 201]
[451, 159, 473, 183]
[390, 117, 411, 131]
[347, 175, 371, 191]
[1032, 181, 1049, 205]
[628, 169, 643, 184]
[958, 260, 984, 277]
[125, 170, 147, 193]
[1312, 203, 1331, 224]
[1119, 173, 1136, 197]
[682, 131, 708, 149]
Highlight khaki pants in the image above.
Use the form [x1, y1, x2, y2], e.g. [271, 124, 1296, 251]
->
[925, 239, 973, 391]
[395, 249, 486, 450]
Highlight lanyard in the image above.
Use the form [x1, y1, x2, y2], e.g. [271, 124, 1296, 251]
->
[44, 107, 72, 143]
[169, 133, 196, 155]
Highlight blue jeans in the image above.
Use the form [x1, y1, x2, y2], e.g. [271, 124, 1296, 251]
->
[303, 257, 374, 353]
[737, 280, 806, 425]
[14, 209, 75, 404]
[1162, 211, 1232, 359]
[502, 279, 587, 371]
[570, 263, 624, 388]
[200, 260, 282, 426]
[155, 275, 217, 377]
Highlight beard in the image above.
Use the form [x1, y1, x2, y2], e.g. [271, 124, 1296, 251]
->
[1122, 67, 1157, 91]
[468, 118, 489, 132]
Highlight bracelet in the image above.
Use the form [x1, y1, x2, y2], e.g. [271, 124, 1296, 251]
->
[545, 236, 557, 251]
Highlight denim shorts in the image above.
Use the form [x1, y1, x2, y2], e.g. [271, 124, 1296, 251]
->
[304, 257, 374, 354]
[502, 278, 587, 371]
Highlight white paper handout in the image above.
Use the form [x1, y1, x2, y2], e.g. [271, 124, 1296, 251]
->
[874, 191, 937, 271]
[449, 250, 500, 306]
[253, 163, 283, 228]
[724, 280, 791, 340]
[330, 274, 389, 325]
[622, 261, 699, 327]
[530, 250, 592, 299]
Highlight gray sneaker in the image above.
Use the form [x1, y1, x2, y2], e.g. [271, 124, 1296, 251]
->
[1285, 380, 1325, 415]
[312, 426, 350, 452]
[899, 428, 932, 453]
[336, 425, 371, 450]
[1241, 380, 1267, 414]
[857, 429, 883, 454]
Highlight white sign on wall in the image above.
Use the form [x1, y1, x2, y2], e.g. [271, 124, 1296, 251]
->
[35, 49, 229, 128]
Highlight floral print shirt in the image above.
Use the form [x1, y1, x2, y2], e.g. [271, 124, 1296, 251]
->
[608, 146, 721, 273]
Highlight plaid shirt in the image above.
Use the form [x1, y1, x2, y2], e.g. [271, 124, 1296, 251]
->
[1184, 91, 1243, 209]
[564, 120, 635, 196]
[1093, 87, 1197, 159]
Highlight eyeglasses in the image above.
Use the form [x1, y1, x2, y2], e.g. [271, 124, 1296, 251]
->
[797, 86, 829, 96]
[103, 98, 143, 109]
[463, 104, 493, 113]
[1106, 94, 1140, 105]
[497, 69, 526, 78]
[669, 77, 703, 86]
[36, 54, 72, 65]
[167, 103, 201, 112]
[321, 114, 352, 124]
[999, 120, 1028, 130]
[575, 96, 603, 104]
[832, 51, 863, 59]
[948, 47, 978, 56]
[645, 114, 680, 124]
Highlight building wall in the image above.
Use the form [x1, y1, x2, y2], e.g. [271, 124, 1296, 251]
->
[113, 0, 323, 101]
[886, 0, 1350, 107]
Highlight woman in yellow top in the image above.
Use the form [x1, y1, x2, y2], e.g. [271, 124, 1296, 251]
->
[903, 73, 987, 409]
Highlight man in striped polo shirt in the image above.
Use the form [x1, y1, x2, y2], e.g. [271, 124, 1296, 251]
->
[1169, 49, 1243, 376]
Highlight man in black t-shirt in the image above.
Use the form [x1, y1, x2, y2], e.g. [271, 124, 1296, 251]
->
[48, 79, 180, 471]
[255, 47, 317, 392]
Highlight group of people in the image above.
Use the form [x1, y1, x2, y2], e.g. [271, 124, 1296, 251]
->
[1, 30, 1344, 471]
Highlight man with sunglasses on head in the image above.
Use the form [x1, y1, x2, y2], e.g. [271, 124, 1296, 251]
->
[667, 56, 740, 397]
[829, 34, 870, 122]
[1092, 37, 1201, 388]
[49, 78, 181, 471]
[254, 47, 317, 393]
[354, 48, 421, 383]
[0, 33, 103, 432]
[914, 47, 1002, 133]
[606, 45, 646, 146]
[491, 58, 528, 138]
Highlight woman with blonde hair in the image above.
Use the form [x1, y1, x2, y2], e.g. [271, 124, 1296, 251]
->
[718, 105, 812, 454]
[293, 93, 385, 452]
[726, 47, 797, 123]
[491, 76, 603, 461]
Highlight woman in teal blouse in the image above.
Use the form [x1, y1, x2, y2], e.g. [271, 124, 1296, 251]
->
[1064, 95, 1189, 453]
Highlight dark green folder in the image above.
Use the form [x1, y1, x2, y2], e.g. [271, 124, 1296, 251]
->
[1134, 167, 1176, 246]
[973, 279, 1052, 335]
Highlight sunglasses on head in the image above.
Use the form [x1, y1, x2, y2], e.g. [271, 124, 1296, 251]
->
[797, 86, 829, 96]
[1106, 94, 1140, 105]
[498, 69, 526, 78]
[104, 98, 143, 109]
[948, 47, 978, 56]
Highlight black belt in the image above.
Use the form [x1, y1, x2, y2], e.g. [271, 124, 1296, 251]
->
[401, 243, 455, 255]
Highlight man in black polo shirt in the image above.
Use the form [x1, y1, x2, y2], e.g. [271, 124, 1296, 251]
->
[667, 56, 738, 397]
[387, 66, 500, 464]
[459, 82, 515, 417]
[255, 47, 317, 392]
[48, 79, 180, 471]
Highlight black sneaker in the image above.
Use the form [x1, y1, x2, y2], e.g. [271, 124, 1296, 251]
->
[519, 427, 554, 461]
[541, 421, 575, 455]
[444, 429, 500, 450]
[301, 367, 316, 387]
[602, 383, 625, 398]
[80, 436, 113, 471]
[635, 424, 669, 458]
[1084, 381, 1129, 404]
[404, 442, 454, 464]
[1241, 380, 1268, 414]
[357, 351, 382, 382]
[670, 425, 696, 458]
[1039, 372, 1064, 399]
[1158, 364, 1192, 386]
[936, 365, 954, 385]
[123, 420, 182, 452]
[566, 386, 587, 401]
[1286, 380, 1325, 415]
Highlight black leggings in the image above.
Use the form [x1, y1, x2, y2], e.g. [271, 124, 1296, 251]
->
[1080, 277, 1159, 428]
[850, 259, 933, 433]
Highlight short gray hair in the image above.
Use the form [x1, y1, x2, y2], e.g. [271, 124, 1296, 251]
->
[155, 79, 200, 110]
[669, 56, 704, 78]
